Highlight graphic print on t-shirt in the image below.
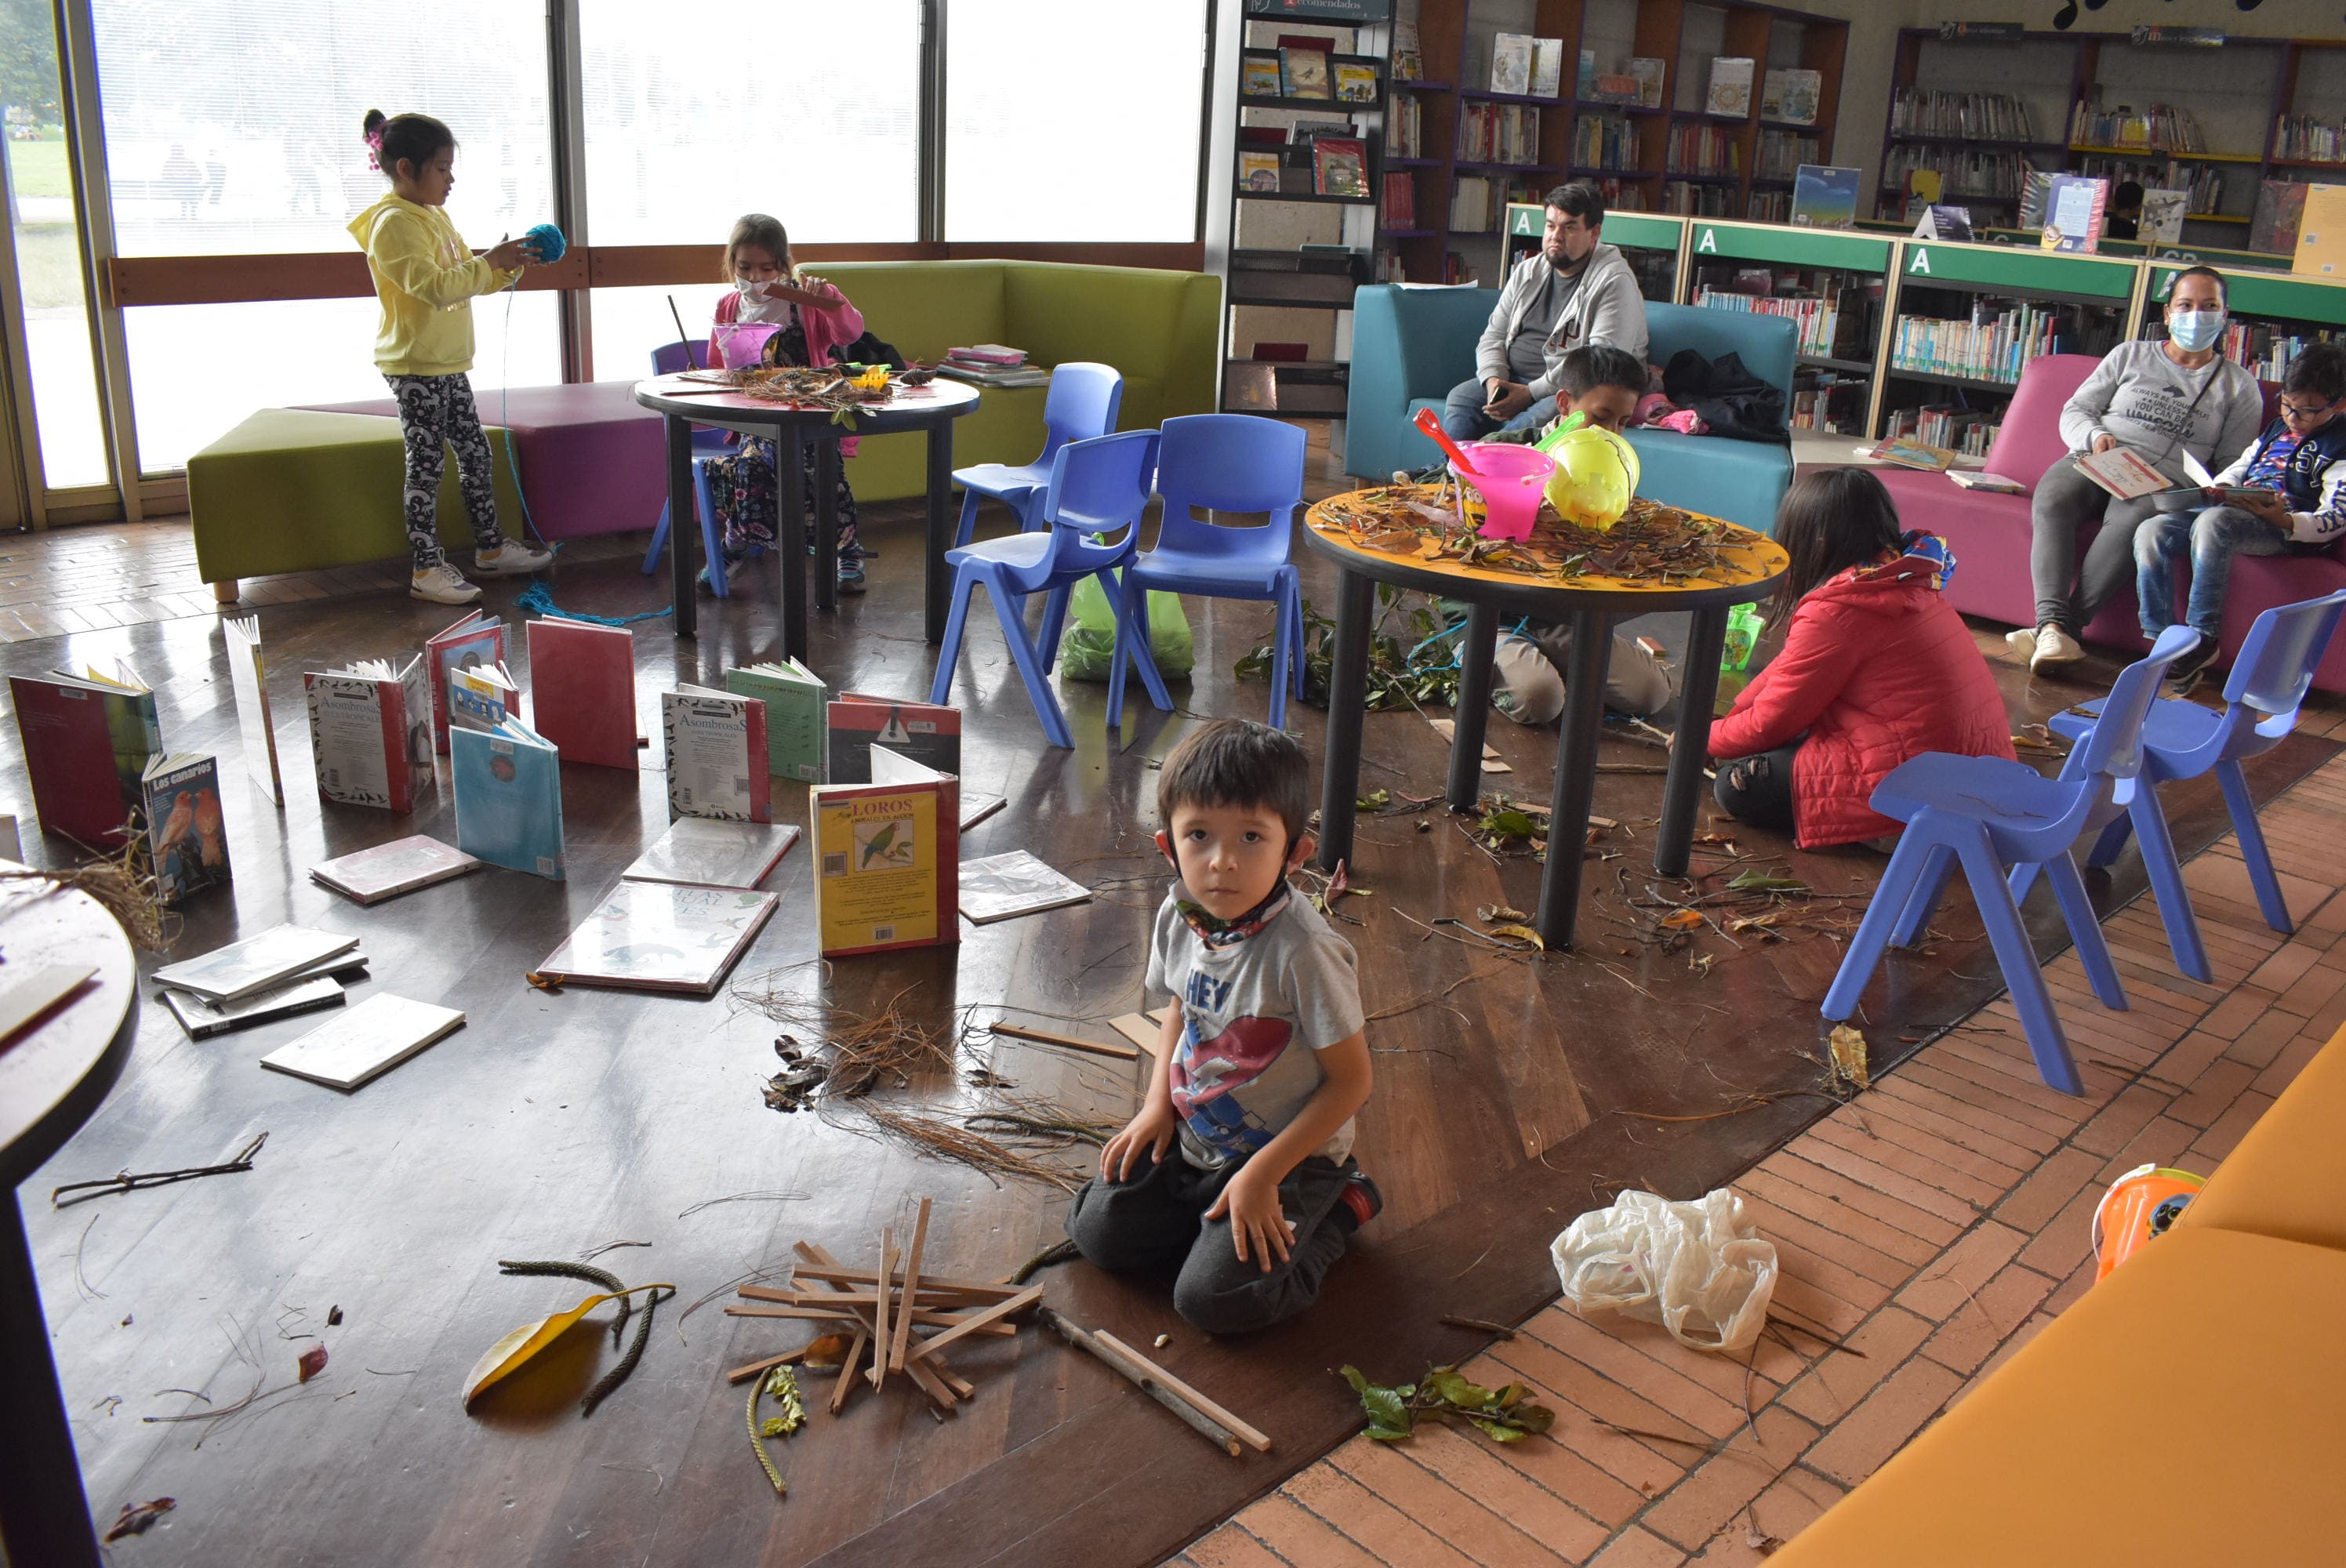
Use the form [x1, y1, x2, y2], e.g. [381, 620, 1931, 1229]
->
[1171, 1011, 1295, 1156]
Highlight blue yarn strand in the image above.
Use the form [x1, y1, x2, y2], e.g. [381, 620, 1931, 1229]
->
[514, 581, 672, 626]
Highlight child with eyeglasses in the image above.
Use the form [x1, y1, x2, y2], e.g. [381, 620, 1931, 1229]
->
[2135, 341, 2346, 694]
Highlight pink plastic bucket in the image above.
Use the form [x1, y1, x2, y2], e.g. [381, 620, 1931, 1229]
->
[1451, 441, 1556, 542]
[714, 321, 780, 369]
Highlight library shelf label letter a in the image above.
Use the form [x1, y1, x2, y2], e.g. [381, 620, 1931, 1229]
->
[1698, 228, 1718, 254]
[1909, 247, 1931, 276]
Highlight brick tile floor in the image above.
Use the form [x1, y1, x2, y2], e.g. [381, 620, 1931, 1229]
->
[1167, 753, 2346, 1567]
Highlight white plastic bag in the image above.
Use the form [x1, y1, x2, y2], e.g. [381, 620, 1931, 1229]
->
[1550, 1188, 1779, 1353]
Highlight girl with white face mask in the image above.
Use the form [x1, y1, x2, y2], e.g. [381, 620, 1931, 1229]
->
[2009, 266, 2264, 673]
[701, 213, 873, 592]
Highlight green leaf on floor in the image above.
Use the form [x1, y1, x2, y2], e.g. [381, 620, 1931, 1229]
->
[1340, 1363, 1555, 1446]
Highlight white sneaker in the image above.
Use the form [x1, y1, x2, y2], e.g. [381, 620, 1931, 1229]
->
[411, 561, 483, 604]
[474, 540, 553, 575]
[2006, 623, 2083, 674]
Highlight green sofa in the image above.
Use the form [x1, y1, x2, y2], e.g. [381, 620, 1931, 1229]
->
[184, 260, 1222, 596]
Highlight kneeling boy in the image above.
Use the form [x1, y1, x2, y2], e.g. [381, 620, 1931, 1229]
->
[1066, 719, 1378, 1334]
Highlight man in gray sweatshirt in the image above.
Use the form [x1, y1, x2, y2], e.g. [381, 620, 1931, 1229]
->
[1440, 180, 1651, 441]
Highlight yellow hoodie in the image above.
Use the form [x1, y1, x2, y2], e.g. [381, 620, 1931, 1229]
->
[347, 194, 521, 377]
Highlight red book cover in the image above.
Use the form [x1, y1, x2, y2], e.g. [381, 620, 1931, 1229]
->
[825, 694, 961, 783]
[528, 620, 638, 770]
[425, 612, 506, 755]
[746, 701, 771, 823]
[9, 676, 140, 847]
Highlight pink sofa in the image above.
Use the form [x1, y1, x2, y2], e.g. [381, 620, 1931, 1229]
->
[1872, 354, 2346, 694]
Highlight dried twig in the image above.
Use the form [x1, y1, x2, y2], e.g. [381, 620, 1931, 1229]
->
[52, 1133, 267, 1208]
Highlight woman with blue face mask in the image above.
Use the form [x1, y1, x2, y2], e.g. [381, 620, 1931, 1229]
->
[2009, 266, 2264, 674]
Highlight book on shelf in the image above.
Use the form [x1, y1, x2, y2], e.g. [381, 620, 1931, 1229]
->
[1490, 32, 1531, 96]
[1392, 22, 1420, 82]
[424, 610, 505, 755]
[1380, 169, 1415, 230]
[2253, 180, 2310, 256]
[812, 744, 960, 958]
[1760, 68, 1820, 127]
[2273, 114, 2346, 165]
[1242, 56, 1280, 97]
[1789, 165, 1862, 230]
[223, 615, 282, 806]
[303, 655, 433, 813]
[1629, 58, 1665, 109]
[1335, 63, 1378, 103]
[959, 850, 1092, 926]
[260, 993, 466, 1091]
[1912, 205, 1974, 244]
[827, 694, 960, 783]
[623, 818, 801, 891]
[161, 974, 346, 1040]
[1312, 136, 1369, 198]
[1448, 176, 1494, 234]
[1280, 45, 1331, 100]
[9, 661, 161, 849]
[1756, 129, 1819, 181]
[1894, 89, 2033, 143]
[663, 687, 772, 822]
[1868, 437, 1957, 471]
[2139, 189, 2188, 247]
[726, 657, 826, 782]
[537, 881, 779, 996]
[1948, 471, 2027, 493]
[2296, 185, 2346, 279]
[310, 835, 481, 906]
[1892, 302, 2063, 385]
[2042, 175, 2108, 253]
[2068, 98, 2206, 154]
[1572, 114, 1640, 172]
[1240, 151, 1281, 193]
[153, 923, 361, 1004]
[1455, 103, 1541, 166]
[451, 716, 564, 880]
[1705, 58, 1754, 118]
[1528, 38, 1565, 100]
[526, 619, 637, 770]
[1588, 70, 1640, 106]
[141, 752, 229, 906]
[1578, 47, 1596, 97]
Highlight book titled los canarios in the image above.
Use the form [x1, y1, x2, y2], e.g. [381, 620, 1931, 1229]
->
[809, 745, 960, 958]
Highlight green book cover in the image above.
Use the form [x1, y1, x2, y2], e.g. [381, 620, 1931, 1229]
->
[726, 659, 826, 783]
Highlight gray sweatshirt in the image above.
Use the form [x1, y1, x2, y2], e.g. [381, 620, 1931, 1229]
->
[2057, 339, 2263, 485]
[1474, 243, 1650, 399]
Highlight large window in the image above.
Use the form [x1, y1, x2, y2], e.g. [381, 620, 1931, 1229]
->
[944, 0, 1208, 243]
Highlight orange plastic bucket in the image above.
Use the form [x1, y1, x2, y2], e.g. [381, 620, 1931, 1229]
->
[2093, 1163, 2205, 1283]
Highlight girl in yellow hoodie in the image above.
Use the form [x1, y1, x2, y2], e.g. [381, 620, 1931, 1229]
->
[349, 110, 554, 604]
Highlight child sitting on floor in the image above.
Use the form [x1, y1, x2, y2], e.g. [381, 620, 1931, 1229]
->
[2135, 341, 2346, 695]
[1066, 719, 1378, 1334]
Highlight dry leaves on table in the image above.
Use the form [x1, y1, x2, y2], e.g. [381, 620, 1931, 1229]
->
[1827, 1023, 1871, 1094]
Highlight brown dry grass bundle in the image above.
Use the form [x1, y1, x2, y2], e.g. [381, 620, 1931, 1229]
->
[729, 975, 953, 1098]
[825, 1093, 1121, 1195]
[0, 829, 173, 952]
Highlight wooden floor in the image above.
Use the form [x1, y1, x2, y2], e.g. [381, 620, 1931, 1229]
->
[5, 452, 2339, 1566]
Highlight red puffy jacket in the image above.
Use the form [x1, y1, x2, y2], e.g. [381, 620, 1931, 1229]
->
[1709, 541, 2015, 848]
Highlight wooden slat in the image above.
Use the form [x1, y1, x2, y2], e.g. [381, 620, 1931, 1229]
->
[906, 1286, 1042, 1363]
[1094, 1331, 1273, 1453]
[867, 1226, 896, 1391]
[890, 1199, 932, 1374]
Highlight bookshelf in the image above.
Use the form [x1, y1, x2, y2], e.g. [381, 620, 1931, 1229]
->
[1683, 220, 1892, 436]
[2141, 263, 2346, 383]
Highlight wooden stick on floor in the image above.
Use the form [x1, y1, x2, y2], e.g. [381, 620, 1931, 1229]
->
[891, 1198, 932, 1374]
[907, 1284, 1042, 1363]
[1037, 1307, 1240, 1458]
[986, 1022, 1139, 1062]
[830, 1327, 868, 1416]
[868, 1225, 896, 1391]
[1094, 1330, 1272, 1453]
[790, 1242, 955, 1414]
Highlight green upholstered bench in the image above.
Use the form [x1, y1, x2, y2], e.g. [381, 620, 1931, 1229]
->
[188, 409, 525, 602]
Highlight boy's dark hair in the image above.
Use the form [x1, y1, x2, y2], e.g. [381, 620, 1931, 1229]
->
[723, 212, 792, 281]
[1157, 719, 1311, 846]
[2169, 265, 2228, 308]
[2114, 180, 2144, 212]
[1560, 343, 1647, 400]
[2283, 342, 2346, 402]
[1542, 179, 1605, 229]
[1771, 467, 1905, 620]
[363, 110, 454, 181]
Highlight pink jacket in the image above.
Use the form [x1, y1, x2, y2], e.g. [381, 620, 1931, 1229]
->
[708, 284, 867, 457]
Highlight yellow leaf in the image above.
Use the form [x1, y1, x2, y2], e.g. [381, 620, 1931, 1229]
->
[1476, 904, 1529, 924]
[800, 1333, 853, 1370]
[1487, 924, 1545, 950]
[1661, 909, 1705, 931]
[1828, 1024, 1870, 1092]
[461, 1284, 672, 1405]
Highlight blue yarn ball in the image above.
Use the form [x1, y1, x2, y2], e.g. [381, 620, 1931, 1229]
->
[523, 222, 566, 263]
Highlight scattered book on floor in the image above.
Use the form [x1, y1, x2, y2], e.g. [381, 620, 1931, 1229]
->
[663, 687, 771, 822]
[448, 662, 518, 737]
[9, 661, 162, 848]
[535, 882, 779, 996]
[152, 924, 362, 1004]
[623, 818, 801, 891]
[726, 657, 827, 782]
[1948, 471, 2028, 494]
[425, 610, 506, 754]
[303, 655, 434, 812]
[162, 975, 347, 1040]
[223, 616, 283, 806]
[259, 993, 466, 1091]
[1865, 437, 1956, 472]
[527, 619, 638, 769]
[2074, 445, 2172, 500]
[310, 835, 482, 906]
[282, 950, 371, 988]
[958, 850, 1092, 925]
[827, 694, 961, 783]
[960, 792, 1007, 832]
[141, 752, 231, 906]
[452, 717, 565, 880]
[811, 743, 961, 957]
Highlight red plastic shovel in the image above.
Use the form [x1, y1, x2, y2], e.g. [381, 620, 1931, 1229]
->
[1411, 406, 1481, 479]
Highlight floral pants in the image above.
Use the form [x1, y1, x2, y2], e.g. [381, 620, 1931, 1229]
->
[706, 435, 860, 561]
[385, 372, 507, 570]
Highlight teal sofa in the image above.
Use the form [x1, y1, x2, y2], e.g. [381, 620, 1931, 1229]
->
[1344, 287, 1796, 535]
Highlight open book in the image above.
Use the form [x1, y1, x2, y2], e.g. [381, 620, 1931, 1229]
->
[2074, 446, 2173, 502]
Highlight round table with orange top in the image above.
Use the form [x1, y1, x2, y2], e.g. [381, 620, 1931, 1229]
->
[1303, 487, 1789, 950]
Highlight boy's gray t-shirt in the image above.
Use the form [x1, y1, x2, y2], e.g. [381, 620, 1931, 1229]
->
[1146, 884, 1367, 1172]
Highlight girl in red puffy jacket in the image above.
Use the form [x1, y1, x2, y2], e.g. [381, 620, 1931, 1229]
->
[1709, 470, 2016, 849]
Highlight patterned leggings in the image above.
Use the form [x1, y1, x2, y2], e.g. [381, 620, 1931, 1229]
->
[706, 435, 860, 561]
[386, 372, 507, 570]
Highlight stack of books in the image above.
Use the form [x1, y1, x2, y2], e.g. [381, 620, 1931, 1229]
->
[1890, 89, 2035, 143]
[2272, 115, 2346, 165]
[152, 924, 369, 1041]
[2068, 99, 2208, 154]
[1757, 130, 1820, 181]
[1893, 300, 2065, 385]
[1665, 122, 1741, 177]
[937, 346, 1048, 388]
[1571, 115, 1639, 172]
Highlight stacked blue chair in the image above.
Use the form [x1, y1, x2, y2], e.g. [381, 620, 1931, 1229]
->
[950, 362, 1124, 548]
[928, 430, 1171, 750]
[639, 340, 745, 597]
[1109, 414, 1307, 731]
[2029, 589, 2346, 967]
[1821, 626, 2202, 1095]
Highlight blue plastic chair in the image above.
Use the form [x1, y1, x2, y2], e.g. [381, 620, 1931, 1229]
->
[1821, 626, 2201, 1095]
[1109, 414, 1308, 731]
[949, 362, 1124, 548]
[639, 339, 744, 597]
[928, 430, 1171, 750]
[2030, 590, 2346, 963]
